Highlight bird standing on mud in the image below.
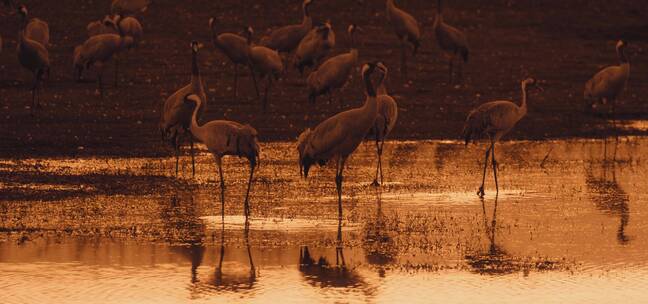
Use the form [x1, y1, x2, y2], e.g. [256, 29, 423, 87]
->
[16, 4, 50, 115]
[306, 24, 360, 104]
[298, 62, 386, 219]
[385, 0, 420, 78]
[260, 0, 313, 60]
[159, 41, 207, 177]
[247, 27, 284, 111]
[184, 94, 260, 218]
[584, 40, 630, 159]
[463, 78, 542, 197]
[209, 18, 255, 99]
[294, 21, 335, 75]
[433, 0, 468, 84]
[367, 64, 397, 186]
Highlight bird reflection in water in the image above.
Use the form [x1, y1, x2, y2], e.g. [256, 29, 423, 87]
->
[363, 188, 396, 277]
[211, 218, 257, 290]
[299, 218, 365, 288]
[585, 161, 631, 244]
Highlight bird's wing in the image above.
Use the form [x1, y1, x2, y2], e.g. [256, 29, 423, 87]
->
[380, 96, 398, 135]
[307, 115, 348, 160]
[585, 66, 627, 99]
[436, 23, 467, 51]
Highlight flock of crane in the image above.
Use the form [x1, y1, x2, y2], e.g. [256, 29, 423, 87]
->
[5, 0, 632, 220]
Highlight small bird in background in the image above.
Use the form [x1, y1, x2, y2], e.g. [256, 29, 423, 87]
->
[385, 0, 420, 79]
[294, 21, 335, 76]
[209, 18, 254, 99]
[159, 41, 207, 177]
[298, 62, 386, 219]
[433, 0, 469, 84]
[462, 78, 542, 197]
[306, 24, 360, 104]
[247, 26, 284, 111]
[584, 40, 630, 160]
[260, 0, 313, 64]
[183, 94, 260, 218]
[16, 4, 49, 115]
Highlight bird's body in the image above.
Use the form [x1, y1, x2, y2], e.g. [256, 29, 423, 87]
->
[87, 17, 119, 37]
[260, 0, 312, 53]
[463, 78, 540, 197]
[184, 94, 260, 218]
[386, 0, 420, 77]
[367, 70, 397, 186]
[16, 5, 49, 114]
[249, 32, 284, 110]
[112, 15, 143, 45]
[298, 62, 386, 219]
[72, 33, 134, 96]
[160, 41, 207, 177]
[111, 0, 150, 15]
[209, 19, 254, 98]
[433, 0, 468, 83]
[584, 40, 630, 110]
[294, 22, 335, 75]
[307, 24, 359, 103]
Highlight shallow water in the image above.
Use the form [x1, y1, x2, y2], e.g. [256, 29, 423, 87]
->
[1, 138, 648, 303]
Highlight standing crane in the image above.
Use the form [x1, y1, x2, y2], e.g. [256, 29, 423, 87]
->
[294, 21, 335, 75]
[16, 4, 49, 115]
[584, 40, 630, 160]
[159, 41, 207, 177]
[385, 0, 420, 78]
[297, 62, 386, 219]
[260, 0, 313, 60]
[433, 0, 469, 84]
[183, 94, 260, 218]
[462, 78, 542, 197]
[209, 18, 255, 99]
[366, 64, 397, 186]
[306, 24, 359, 104]
[248, 27, 284, 111]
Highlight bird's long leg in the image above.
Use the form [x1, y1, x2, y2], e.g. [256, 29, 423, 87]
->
[217, 157, 225, 220]
[190, 134, 196, 177]
[336, 216, 345, 267]
[30, 76, 37, 116]
[372, 133, 380, 187]
[114, 57, 119, 87]
[234, 64, 239, 98]
[478, 143, 492, 197]
[379, 138, 385, 185]
[243, 163, 255, 218]
[448, 56, 454, 84]
[244, 219, 255, 276]
[248, 64, 260, 98]
[612, 102, 618, 162]
[491, 140, 499, 194]
[263, 77, 271, 112]
[174, 133, 180, 177]
[335, 157, 346, 220]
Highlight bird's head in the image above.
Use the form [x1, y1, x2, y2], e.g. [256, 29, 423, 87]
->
[523, 77, 544, 92]
[239, 124, 261, 169]
[190, 40, 200, 53]
[17, 4, 27, 18]
[296, 128, 313, 177]
[103, 15, 117, 29]
[208, 17, 215, 30]
[183, 93, 202, 109]
[616, 39, 628, 49]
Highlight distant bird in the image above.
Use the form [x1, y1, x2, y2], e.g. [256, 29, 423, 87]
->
[209, 18, 255, 98]
[111, 0, 150, 15]
[294, 21, 335, 75]
[87, 16, 119, 37]
[385, 0, 420, 78]
[462, 78, 542, 197]
[16, 5, 49, 114]
[72, 34, 134, 97]
[366, 64, 397, 186]
[248, 27, 284, 111]
[298, 62, 386, 219]
[306, 24, 360, 104]
[260, 0, 313, 55]
[111, 15, 143, 46]
[159, 41, 207, 177]
[184, 94, 260, 218]
[433, 0, 469, 83]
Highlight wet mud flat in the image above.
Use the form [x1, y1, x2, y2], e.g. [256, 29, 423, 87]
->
[1, 139, 648, 303]
[1, 0, 648, 158]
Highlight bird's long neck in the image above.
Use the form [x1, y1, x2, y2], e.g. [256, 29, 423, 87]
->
[302, 2, 311, 26]
[617, 45, 629, 65]
[362, 72, 381, 121]
[189, 100, 207, 141]
[386, 0, 396, 13]
[435, 0, 444, 25]
[191, 50, 203, 91]
[518, 82, 528, 117]
[377, 75, 388, 95]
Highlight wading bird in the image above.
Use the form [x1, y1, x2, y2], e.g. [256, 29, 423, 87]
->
[297, 62, 386, 219]
[260, 0, 313, 57]
[159, 41, 207, 177]
[87, 16, 119, 37]
[462, 78, 542, 197]
[584, 40, 630, 159]
[248, 27, 284, 111]
[367, 64, 397, 186]
[72, 34, 134, 97]
[209, 18, 255, 98]
[306, 24, 359, 104]
[433, 0, 468, 83]
[16, 5, 49, 114]
[294, 21, 335, 75]
[385, 0, 420, 78]
[184, 94, 260, 218]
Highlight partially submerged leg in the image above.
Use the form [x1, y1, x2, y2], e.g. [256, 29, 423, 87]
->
[335, 156, 346, 220]
[378, 139, 385, 184]
[491, 140, 499, 194]
[478, 142, 492, 197]
[372, 133, 380, 187]
[243, 163, 255, 218]
[190, 134, 196, 177]
[216, 157, 225, 220]
[174, 133, 180, 177]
